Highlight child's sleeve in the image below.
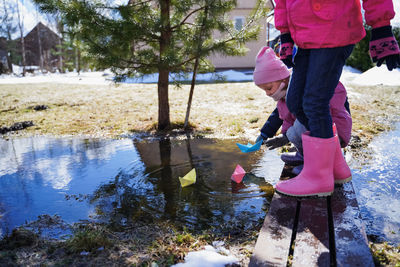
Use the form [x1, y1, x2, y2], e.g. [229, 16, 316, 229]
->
[274, 0, 289, 33]
[330, 83, 352, 147]
[260, 107, 284, 138]
[281, 120, 293, 135]
[362, 0, 396, 28]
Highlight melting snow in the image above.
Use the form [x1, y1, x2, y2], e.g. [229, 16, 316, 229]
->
[171, 241, 239, 267]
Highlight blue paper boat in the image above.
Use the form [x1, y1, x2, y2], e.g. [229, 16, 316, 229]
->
[236, 140, 262, 153]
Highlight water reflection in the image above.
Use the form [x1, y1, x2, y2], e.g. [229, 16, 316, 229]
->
[0, 137, 278, 236]
[0, 137, 140, 236]
[91, 138, 276, 231]
[2, 132, 398, 243]
[352, 122, 400, 244]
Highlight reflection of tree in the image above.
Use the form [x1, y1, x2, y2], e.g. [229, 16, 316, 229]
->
[89, 166, 165, 229]
[159, 138, 176, 219]
[90, 138, 269, 231]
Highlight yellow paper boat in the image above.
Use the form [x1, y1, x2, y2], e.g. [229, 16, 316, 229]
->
[179, 168, 196, 187]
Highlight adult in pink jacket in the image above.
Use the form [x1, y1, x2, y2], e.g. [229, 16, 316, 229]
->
[273, 0, 400, 197]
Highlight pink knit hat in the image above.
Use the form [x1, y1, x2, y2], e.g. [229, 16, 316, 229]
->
[253, 46, 290, 85]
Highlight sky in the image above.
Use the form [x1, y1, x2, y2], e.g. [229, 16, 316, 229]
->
[9, 0, 48, 38]
[19, 0, 400, 36]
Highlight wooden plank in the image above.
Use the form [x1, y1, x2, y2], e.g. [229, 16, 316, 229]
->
[332, 182, 374, 267]
[292, 198, 330, 267]
[249, 193, 298, 267]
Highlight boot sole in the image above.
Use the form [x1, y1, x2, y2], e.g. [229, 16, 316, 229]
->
[275, 189, 333, 198]
[334, 176, 352, 185]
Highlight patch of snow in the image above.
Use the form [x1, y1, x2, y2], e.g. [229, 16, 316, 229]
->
[343, 65, 362, 74]
[0, 65, 397, 87]
[340, 65, 362, 84]
[350, 66, 400, 86]
[124, 70, 253, 84]
[0, 71, 113, 85]
[171, 242, 239, 267]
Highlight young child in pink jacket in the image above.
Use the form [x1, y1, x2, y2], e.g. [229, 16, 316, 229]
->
[273, 0, 400, 197]
[253, 46, 352, 175]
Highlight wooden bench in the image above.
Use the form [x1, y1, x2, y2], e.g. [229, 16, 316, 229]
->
[249, 170, 374, 267]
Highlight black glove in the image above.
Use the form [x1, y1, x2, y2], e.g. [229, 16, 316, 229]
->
[370, 25, 400, 71]
[264, 134, 289, 150]
[279, 33, 295, 68]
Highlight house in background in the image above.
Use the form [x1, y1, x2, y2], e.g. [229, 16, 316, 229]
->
[209, 0, 276, 70]
[15, 22, 61, 72]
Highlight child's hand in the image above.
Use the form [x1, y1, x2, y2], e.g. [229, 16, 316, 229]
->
[264, 134, 289, 150]
[370, 26, 400, 71]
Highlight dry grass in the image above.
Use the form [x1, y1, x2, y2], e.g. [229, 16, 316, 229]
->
[0, 82, 275, 138]
[1, 82, 400, 147]
[347, 85, 400, 142]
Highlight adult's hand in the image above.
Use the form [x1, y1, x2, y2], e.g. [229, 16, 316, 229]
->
[370, 25, 400, 71]
[279, 33, 295, 68]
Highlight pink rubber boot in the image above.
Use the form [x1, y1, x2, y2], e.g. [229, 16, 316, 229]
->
[333, 124, 352, 184]
[275, 132, 335, 197]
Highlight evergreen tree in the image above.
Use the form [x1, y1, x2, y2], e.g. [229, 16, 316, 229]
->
[34, 0, 268, 130]
[346, 26, 373, 72]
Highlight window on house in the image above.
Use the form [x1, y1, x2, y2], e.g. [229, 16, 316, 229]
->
[234, 17, 245, 31]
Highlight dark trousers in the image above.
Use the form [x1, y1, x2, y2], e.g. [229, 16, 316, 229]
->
[286, 45, 354, 139]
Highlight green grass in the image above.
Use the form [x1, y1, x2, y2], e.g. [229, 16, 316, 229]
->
[66, 225, 112, 253]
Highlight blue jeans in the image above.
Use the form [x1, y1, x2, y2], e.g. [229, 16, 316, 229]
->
[286, 45, 354, 138]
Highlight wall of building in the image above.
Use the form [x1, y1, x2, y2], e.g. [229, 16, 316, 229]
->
[208, 0, 273, 69]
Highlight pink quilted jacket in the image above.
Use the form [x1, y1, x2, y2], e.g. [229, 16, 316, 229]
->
[274, 0, 396, 49]
[277, 82, 352, 146]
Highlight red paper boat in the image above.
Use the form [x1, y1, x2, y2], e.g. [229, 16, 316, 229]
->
[231, 164, 246, 183]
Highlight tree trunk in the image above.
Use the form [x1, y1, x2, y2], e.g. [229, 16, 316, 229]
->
[184, 3, 209, 129]
[58, 37, 63, 73]
[157, 0, 172, 130]
[56, 19, 64, 73]
[20, 37, 26, 76]
[16, 0, 26, 76]
[6, 54, 13, 73]
[77, 46, 81, 74]
[183, 57, 199, 129]
[37, 23, 44, 72]
[157, 69, 170, 130]
[5, 32, 13, 72]
[74, 45, 81, 74]
[3, 0, 13, 73]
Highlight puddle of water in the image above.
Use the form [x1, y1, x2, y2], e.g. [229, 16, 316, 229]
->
[1, 130, 399, 244]
[352, 122, 400, 244]
[0, 137, 281, 236]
